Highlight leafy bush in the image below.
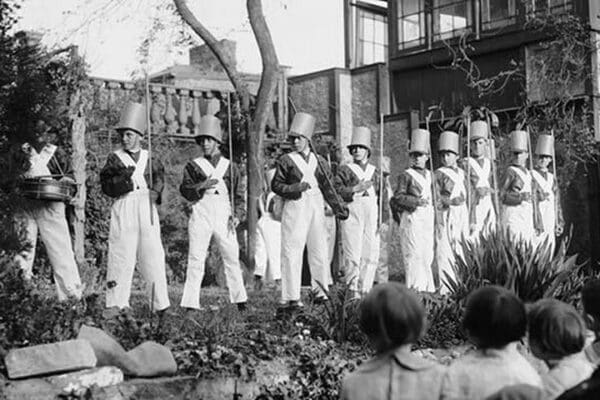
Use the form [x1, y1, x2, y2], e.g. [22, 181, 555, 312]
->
[418, 292, 465, 349]
[445, 229, 588, 304]
[299, 282, 365, 345]
[257, 339, 365, 400]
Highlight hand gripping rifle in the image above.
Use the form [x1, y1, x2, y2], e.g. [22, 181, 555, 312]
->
[307, 139, 349, 221]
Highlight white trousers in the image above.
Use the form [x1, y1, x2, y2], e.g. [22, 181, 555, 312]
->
[502, 202, 534, 246]
[106, 190, 170, 311]
[374, 221, 392, 283]
[341, 197, 378, 293]
[15, 202, 82, 301]
[254, 214, 281, 281]
[535, 199, 556, 254]
[470, 195, 496, 240]
[181, 195, 247, 308]
[399, 205, 435, 292]
[280, 191, 329, 302]
[436, 204, 469, 294]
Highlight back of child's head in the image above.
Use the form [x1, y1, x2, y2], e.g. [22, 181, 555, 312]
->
[462, 285, 527, 349]
[528, 298, 585, 361]
[359, 282, 425, 353]
[582, 279, 600, 322]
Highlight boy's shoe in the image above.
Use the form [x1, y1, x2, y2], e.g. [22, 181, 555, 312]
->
[288, 300, 304, 310]
[237, 302, 247, 312]
[254, 275, 264, 291]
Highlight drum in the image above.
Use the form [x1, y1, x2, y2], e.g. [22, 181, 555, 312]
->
[19, 176, 77, 202]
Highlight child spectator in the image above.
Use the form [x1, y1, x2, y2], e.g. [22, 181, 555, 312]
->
[582, 279, 600, 365]
[528, 298, 595, 399]
[340, 282, 445, 400]
[441, 285, 541, 400]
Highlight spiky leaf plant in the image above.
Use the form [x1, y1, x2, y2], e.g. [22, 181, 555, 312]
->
[444, 228, 587, 305]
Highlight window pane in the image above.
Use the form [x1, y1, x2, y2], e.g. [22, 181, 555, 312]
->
[433, 0, 470, 39]
[364, 17, 374, 41]
[376, 44, 386, 61]
[401, 0, 421, 15]
[403, 14, 421, 42]
[374, 19, 385, 43]
[363, 43, 374, 64]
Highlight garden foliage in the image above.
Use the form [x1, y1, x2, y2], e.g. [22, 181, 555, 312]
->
[446, 228, 588, 305]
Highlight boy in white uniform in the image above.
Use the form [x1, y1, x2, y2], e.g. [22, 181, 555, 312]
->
[100, 102, 170, 312]
[434, 131, 469, 293]
[179, 115, 248, 311]
[271, 112, 348, 308]
[532, 134, 564, 253]
[390, 129, 435, 292]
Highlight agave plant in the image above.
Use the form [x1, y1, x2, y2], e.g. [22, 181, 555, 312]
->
[444, 228, 587, 304]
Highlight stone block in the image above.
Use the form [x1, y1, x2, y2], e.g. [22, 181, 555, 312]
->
[47, 366, 124, 394]
[5, 339, 97, 379]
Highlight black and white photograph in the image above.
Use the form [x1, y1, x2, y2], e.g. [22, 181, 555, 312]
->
[1, 0, 600, 399]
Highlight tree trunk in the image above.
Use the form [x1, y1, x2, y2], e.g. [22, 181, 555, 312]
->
[69, 89, 87, 267]
[246, 0, 280, 272]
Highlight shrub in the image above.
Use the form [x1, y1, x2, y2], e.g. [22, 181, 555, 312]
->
[299, 282, 365, 345]
[418, 292, 465, 349]
[445, 228, 588, 305]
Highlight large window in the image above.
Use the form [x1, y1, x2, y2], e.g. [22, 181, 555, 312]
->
[433, 0, 471, 40]
[531, 0, 572, 16]
[397, 0, 425, 50]
[482, 0, 516, 30]
[357, 9, 388, 65]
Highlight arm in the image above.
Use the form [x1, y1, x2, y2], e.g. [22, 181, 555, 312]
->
[435, 170, 454, 209]
[147, 157, 165, 205]
[501, 168, 526, 206]
[179, 162, 206, 202]
[333, 164, 356, 203]
[271, 155, 307, 200]
[315, 155, 349, 220]
[374, 169, 390, 223]
[100, 153, 134, 198]
[390, 171, 421, 221]
[227, 162, 246, 221]
[49, 146, 74, 179]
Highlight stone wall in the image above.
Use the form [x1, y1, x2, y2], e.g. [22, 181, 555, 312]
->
[189, 39, 237, 72]
[288, 71, 333, 136]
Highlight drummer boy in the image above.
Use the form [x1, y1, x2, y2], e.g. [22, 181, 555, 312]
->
[14, 120, 83, 300]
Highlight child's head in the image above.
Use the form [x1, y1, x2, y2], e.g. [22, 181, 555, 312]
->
[528, 298, 586, 362]
[462, 285, 527, 349]
[359, 282, 425, 354]
[582, 279, 600, 336]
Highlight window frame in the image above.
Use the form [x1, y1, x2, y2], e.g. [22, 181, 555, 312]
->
[397, 0, 427, 50]
[481, 0, 517, 30]
[356, 8, 389, 66]
[431, 0, 472, 41]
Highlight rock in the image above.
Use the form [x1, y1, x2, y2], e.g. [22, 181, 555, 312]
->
[77, 325, 177, 377]
[5, 339, 97, 379]
[47, 366, 124, 395]
[126, 341, 177, 377]
[2, 378, 59, 400]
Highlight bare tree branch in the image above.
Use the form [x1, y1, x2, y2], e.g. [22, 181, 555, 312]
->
[173, 0, 250, 109]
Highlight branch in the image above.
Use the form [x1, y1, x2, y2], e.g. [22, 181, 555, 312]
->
[247, 0, 279, 133]
[173, 0, 250, 108]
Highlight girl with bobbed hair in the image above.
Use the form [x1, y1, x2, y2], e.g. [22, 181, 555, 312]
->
[528, 298, 595, 399]
[340, 282, 445, 400]
[441, 285, 542, 400]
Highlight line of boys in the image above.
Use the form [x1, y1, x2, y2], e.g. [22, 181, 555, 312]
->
[19, 102, 563, 309]
[390, 121, 564, 294]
